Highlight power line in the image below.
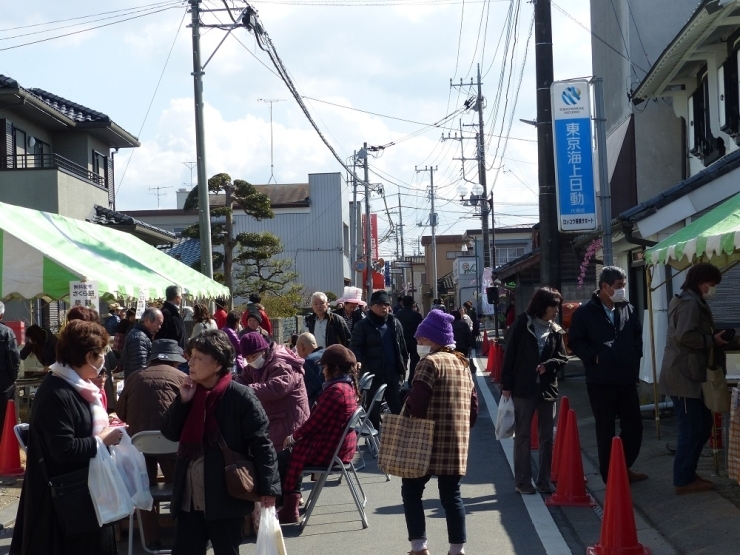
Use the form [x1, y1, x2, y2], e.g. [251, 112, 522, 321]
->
[625, 0, 650, 68]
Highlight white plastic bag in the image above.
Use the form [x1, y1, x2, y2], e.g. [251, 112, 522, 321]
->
[111, 429, 153, 510]
[88, 437, 134, 526]
[495, 396, 516, 440]
[255, 506, 287, 555]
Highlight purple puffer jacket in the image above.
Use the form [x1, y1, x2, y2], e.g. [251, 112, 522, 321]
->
[236, 342, 310, 451]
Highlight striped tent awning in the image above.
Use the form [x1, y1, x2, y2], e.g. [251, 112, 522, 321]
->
[645, 193, 740, 269]
[0, 200, 229, 301]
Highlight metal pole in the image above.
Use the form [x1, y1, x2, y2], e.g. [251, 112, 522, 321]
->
[476, 64, 492, 270]
[363, 143, 373, 301]
[190, 0, 213, 279]
[593, 77, 613, 266]
[535, 0, 559, 290]
[350, 151, 357, 287]
[430, 167, 437, 301]
[398, 191, 405, 293]
[646, 265, 661, 440]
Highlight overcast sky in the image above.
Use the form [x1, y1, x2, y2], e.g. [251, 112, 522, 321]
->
[2, 0, 592, 258]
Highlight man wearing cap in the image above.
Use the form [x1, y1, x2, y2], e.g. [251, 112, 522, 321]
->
[116, 339, 187, 549]
[350, 290, 408, 427]
[395, 295, 424, 383]
[335, 286, 366, 333]
[104, 302, 121, 336]
[304, 291, 351, 348]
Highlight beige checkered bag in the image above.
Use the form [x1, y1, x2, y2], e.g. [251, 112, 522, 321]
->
[378, 404, 435, 479]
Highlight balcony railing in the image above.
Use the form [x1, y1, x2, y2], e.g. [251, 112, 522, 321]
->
[0, 153, 107, 189]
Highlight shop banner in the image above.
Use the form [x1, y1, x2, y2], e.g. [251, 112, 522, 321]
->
[70, 280, 99, 309]
[362, 214, 379, 261]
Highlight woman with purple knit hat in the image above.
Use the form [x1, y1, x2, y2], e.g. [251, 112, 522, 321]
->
[402, 310, 478, 555]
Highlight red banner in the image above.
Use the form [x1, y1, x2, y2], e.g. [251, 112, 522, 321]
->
[362, 214, 379, 260]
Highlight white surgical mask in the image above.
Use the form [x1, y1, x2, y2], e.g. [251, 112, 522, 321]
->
[416, 345, 431, 358]
[89, 357, 105, 375]
[704, 285, 717, 299]
[608, 287, 626, 303]
[250, 355, 265, 370]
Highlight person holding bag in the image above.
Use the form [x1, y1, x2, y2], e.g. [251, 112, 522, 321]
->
[10, 320, 125, 555]
[501, 287, 568, 495]
[161, 330, 281, 555]
[660, 263, 738, 495]
[402, 310, 478, 555]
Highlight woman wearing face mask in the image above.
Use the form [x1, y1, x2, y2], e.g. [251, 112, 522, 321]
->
[236, 332, 310, 455]
[11, 320, 124, 555]
[501, 287, 567, 495]
[659, 262, 737, 495]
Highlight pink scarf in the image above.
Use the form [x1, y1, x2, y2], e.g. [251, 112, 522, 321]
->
[49, 363, 109, 435]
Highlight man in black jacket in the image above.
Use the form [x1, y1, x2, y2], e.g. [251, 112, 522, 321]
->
[0, 302, 19, 442]
[304, 291, 350, 348]
[394, 295, 423, 382]
[121, 308, 163, 378]
[351, 290, 408, 427]
[159, 285, 186, 349]
[568, 266, 646, 484]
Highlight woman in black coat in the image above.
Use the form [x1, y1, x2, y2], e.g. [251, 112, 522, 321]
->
[451, 309, 475, 358]
[11, 320, 125, 555]
[501, 287, 567, 495]
[161, 329, 281, 555]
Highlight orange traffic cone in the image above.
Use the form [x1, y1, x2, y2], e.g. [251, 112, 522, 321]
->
[481, 332, 490, 356]
[486, 343, 496, 374]
[545, 409, 595, 507]
[530, 411, 539, 450]
[551, 396, 570, 483]
[587, 438, 651, 555]
[0, 401, 24, 476]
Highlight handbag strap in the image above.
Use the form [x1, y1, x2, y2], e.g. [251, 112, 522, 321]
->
[217, 434, 237, 466]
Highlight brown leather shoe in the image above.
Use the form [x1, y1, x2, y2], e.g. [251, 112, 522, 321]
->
[627, 469, 648, 483]
[675, 479, 713, 495]
[695, 473, 713, 485]
[408, 550, 430, 555]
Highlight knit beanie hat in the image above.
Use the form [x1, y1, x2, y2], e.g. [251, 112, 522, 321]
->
[319, 344, 356, 367]
[415, 310, 455, 346]
[240, 331, 270, 356]
[246, 310, 262, 325]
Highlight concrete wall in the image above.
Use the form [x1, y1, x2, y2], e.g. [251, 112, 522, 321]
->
[51, 132, 89, 168]
[0, 170, 59, 213]
[57, 171, 108, 220]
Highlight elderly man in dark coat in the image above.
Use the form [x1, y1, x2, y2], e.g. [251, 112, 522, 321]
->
[159, 285, 186, 349]
[120, 308, 163, 378]
[116, 339, 187, 549]
[350, 290, 408, 428]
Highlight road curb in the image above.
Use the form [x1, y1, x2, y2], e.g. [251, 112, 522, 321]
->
[0, 500, 18, 530]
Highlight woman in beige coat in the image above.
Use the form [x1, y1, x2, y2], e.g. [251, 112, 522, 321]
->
[659, 263, 735, 495]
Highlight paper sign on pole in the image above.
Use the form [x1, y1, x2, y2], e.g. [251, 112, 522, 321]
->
[551, 80, 598, 232]
[69, 281, 99, 310]
[135, 285, 148, 319]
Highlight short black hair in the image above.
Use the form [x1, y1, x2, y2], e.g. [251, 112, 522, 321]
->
[525, 287, 563, 318]
[681, 263, 722, 296]
[189, 329, 234, 376]
[226, 310, 240, 328]
[598, 266, 627, 288]
[402, 295, 414, 308]
[249, 293, 261, 304]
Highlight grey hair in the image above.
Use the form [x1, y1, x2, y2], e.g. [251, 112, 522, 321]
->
[598, 266, 627, 288]
[142, 307, 162, 322]
[0, 301, 4, 317]
[166, 285, 182, 301]
[311, 292, 327, 303]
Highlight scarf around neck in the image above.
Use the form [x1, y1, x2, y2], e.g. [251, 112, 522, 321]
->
[178, 372, 232, 460]
[49, 362, 109, 436]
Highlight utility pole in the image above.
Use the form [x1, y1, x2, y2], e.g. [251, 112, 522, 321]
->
[416, 166, 438, 300]
[593, 77, 613, 266]
[350, 151, 358, 287]
[535, 0, 560, 290]
[362, 143, 373, 302]
[189, 0, 213, 279]
[397, 191, 406, 295]
[258, 98, 285, 184]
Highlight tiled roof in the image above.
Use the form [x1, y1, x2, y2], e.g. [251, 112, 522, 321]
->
[160, 237, 201, 268]
[91, 205, 176, 240]
[28, 87, 110, 123]
[208, 183, 310, 207]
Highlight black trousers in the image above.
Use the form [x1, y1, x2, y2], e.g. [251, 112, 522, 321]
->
[367, 373, 402, 429]
[0, 385, 14, 443]
[173, 509, 243, 555]
[586, 382, 643, 482]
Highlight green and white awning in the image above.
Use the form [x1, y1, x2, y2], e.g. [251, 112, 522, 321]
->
[646, 193, 740, 269]
[0, 200, 229, 301]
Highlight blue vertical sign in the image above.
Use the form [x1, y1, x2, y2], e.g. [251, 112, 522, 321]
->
[551, 80, 598, 232]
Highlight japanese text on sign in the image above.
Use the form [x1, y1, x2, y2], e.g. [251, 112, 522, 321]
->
[69, 281, 99, 310]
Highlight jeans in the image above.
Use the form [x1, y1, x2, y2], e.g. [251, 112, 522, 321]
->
[512, 395, 555, 487]
[586, 383, 643, 482]
[671, 396, 713, 487]
[401, 474, 466, 544]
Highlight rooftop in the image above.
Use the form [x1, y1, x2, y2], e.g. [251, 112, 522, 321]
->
[160, 237, 201, 268]
[90, 205, 176, 246]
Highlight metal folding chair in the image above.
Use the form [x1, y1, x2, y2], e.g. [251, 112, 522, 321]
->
[300, 407, 368, 530]
[128, 431, 179, 555]
[13, 423, 29, 453]
[358, 373, 375, 408]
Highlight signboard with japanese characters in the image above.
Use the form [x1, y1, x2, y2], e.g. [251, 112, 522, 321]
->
[135, 284, 148, 319]
[551, 80, 598, 232]
[69, 280, 99, 309]
[453, 257, 477, 284]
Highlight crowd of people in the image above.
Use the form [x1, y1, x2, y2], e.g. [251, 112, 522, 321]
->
[0, 263, 734, 555]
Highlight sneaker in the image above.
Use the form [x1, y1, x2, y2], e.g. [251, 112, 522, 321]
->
[675, 479, 713, 495]
[627, 469, 648, 483]
[536, 482, 553, 494]
[695, 473, 713, 485]
[515, 483, 536, 495]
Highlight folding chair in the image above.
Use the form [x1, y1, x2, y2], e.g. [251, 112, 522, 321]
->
[300, 407, 368, 530]
[357, 384, 386, 458]
[13, 423, 29, 453]
[358, 373, 375, 408]
[128, 431, 179, 555]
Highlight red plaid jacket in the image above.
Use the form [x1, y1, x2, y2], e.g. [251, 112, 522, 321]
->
[284, 381, 358, 491]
